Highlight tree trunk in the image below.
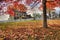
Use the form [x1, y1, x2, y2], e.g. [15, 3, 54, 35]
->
[42, 0, 48, 28]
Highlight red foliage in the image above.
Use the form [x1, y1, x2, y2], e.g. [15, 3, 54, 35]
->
[13, 1, 19, 7]
[18, 4, 27, 12]
[7, 9, 14, 16]
[46, 0, 60, 9]
[26, 0, 33, 5]
[39, 0, 60, 10]
[26, 0, 41, 5]
[7, 1, 27, 16]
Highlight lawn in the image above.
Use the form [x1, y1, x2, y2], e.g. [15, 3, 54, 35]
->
[0, 20, 60, 40]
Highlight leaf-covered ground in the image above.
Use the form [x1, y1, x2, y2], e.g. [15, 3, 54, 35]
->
[0, 20, 60, 40]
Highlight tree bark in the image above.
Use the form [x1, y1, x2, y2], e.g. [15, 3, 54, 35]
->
[42, 0, 48, 28]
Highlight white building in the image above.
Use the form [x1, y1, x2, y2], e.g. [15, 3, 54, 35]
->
[0, 14, 10, 21]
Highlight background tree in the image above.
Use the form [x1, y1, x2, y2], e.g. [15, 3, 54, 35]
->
[33, 13, 41, 20]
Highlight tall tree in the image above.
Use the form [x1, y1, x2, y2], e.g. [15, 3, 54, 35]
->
[42, 0, 48, 28]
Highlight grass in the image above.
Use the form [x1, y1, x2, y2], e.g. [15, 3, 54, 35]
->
[0, 20, 60, 40]
[0, 20, 43, 29]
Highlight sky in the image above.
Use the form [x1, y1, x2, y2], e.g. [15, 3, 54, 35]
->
[54, 7, 60, 14]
